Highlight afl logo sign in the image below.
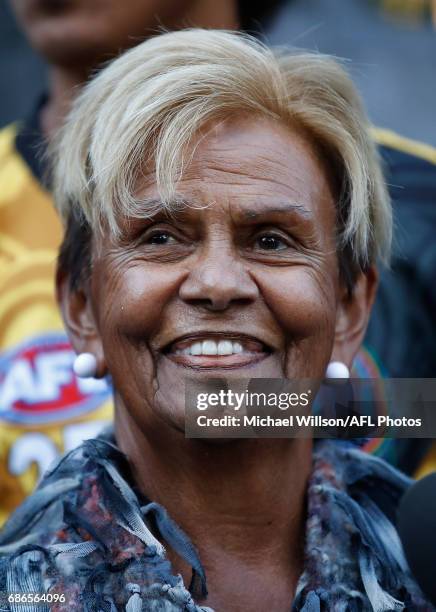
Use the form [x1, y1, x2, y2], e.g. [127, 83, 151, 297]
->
[0, 333, 111, 424]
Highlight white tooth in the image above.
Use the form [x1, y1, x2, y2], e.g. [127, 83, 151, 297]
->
[232, 341, 243, 354]
[190, 342, 202, 355]
[182, 347, 191, 355]
[217, 340, 233, 355]
[202, 340, 218, 355]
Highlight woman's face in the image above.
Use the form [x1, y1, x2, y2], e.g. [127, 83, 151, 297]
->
[69, 116, 372, 433]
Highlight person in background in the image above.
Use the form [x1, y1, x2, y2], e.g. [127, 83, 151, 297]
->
[0, 0, 284, 524]
[361, 0, 436, 473]
[362, 130, 436, 476]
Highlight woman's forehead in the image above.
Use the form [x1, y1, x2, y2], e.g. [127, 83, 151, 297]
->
[132, 116, 335, 222]
[184, 116, 329, 187]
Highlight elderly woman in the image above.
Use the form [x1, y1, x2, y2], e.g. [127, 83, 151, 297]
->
[0, 30, 431, 612]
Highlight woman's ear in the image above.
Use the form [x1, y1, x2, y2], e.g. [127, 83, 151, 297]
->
[56, 268, 107, 378]
[331, 266, 378, 369]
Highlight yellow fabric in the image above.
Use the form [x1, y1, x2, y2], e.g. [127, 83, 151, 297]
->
[0, 124, 113, 526]
[414, 443, 436, 480]
[371, 126, 436, 165]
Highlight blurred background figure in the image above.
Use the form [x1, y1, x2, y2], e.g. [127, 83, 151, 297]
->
[0, 0, 435, 523]
[3, 0, 436, 141]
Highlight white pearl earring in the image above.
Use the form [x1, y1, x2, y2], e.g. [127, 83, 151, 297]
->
[73, 353, 98, 378]
[325, 361, 350, 380]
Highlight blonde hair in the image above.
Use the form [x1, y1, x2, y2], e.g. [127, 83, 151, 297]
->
[52, 28, 391, 274]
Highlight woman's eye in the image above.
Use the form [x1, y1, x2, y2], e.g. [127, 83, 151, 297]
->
[146, 231, 177, 245]
[255, 233, 288, 251]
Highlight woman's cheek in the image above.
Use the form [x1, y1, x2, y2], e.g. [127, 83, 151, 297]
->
[94, 265, 169, 416]
[258, 267, 336, 340]
[98, 264, 176, 338]
[256, 267, 337, 379]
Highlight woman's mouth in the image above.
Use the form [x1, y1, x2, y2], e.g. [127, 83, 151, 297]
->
[164, 335, 270, 368]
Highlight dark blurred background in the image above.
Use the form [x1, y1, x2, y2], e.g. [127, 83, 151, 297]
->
[1, 0, 435, 144]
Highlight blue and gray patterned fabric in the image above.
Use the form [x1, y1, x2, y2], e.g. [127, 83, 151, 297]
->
[0, 431, 433, 611]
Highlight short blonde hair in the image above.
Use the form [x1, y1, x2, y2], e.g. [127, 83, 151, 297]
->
[52, 28, 391, 276]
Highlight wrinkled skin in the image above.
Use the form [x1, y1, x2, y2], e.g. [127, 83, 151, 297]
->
[61, 115, 376, 437]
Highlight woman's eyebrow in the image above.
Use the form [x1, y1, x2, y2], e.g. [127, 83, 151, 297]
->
[129, 199, 313, 223]
[133, 196, 204, 218]
[242, 202, 313, 220]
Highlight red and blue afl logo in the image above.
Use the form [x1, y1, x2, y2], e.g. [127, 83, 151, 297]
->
[0, 333, 111, 424]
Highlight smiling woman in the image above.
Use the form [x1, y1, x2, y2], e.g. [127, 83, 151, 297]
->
[0, 29, 431, 612]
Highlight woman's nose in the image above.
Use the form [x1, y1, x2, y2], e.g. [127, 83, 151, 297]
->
[179, 251, 259, 312]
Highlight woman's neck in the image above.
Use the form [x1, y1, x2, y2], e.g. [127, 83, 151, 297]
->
[115, 406, 312, 608]
[40, 66, 88, 140]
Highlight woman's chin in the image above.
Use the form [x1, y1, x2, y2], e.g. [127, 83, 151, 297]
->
[151, 351, 286, 435]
